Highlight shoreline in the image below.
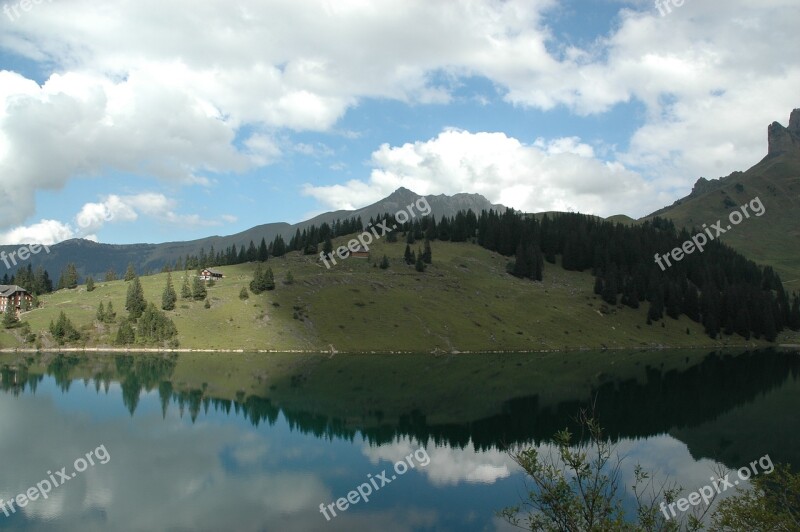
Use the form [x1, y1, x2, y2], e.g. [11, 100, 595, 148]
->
[1, 343, 796, 355]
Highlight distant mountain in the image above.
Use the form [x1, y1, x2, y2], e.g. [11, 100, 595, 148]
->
[0, 189, 506, 280]
[300, 187, 506, 229]
[643, 109, 800, 283]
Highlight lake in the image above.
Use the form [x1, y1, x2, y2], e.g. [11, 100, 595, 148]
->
[0, 348, 798, 531]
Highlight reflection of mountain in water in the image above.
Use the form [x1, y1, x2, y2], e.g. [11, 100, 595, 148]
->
[2, 350, 799, 469]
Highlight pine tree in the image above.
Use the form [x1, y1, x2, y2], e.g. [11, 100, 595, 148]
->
[404, 244, 413, 265]
[3, 303, 18, 329]
[415, 256, 426, 272]
[380, 255, 390, 269]
[105, 268, 117, 282]
[125, 276, 146, 319]
[323, 236, 333, 256]
[181, 274, 191, 299]
[264, 267, 276, 291]
[258, 238, 269, 262]
[97, 302, 106, 322]
[284, 271, 294, 285]
[124, 263, 136, 281]
[115, 320, 136, 345]
[191, 276, 207, 300]
[422, 240, 432, 264]
[162, 272, 177, 311]
[239, 287, 249, 300]
[86, 276, 95, 292]
[105, 301, 116, 323]
[58, 263, 79, 290]
[204, 298, 211, 309]
[250, 264, 266, 294]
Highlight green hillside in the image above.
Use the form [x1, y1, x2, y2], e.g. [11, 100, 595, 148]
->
[645, 142, 800, 284]
[0, 237, 777, 352]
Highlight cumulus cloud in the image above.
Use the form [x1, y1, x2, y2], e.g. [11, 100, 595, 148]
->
[0, 0, 797, 225]
[304, 128, 662, 217]
[0, 193, 234, 245]
[0, 219, 75, 245]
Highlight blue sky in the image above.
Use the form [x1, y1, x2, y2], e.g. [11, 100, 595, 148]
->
[0, 0, 797, 244]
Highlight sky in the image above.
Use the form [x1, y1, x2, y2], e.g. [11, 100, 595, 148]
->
[0, 0, 797, 245]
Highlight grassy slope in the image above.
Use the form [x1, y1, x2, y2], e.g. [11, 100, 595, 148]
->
[644, 153, 800, 283]
[0, 237, 772, 352]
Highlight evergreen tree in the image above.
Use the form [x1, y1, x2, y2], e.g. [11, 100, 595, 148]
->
[257, 238, 269, 262]
[137, 303, 178, 343]
[115, 319, 136, 345]
[191, 276, 207, 301]
[181, 275, 192, 299]
[105, 301, 116, 323]
[105, 268, 117, 282]
[97, 302, 106, 322]
[3, 303, 18, 329]
[239, 287, 249, 300]
[406, 231, 415, 245]
[49, 311, 80, 343]
[264, 267, 276, 290]
[204, 298, 211, 309]
[162, 272, 177, 311]
[58, 263, 79, 290]
[270, 235, 287, 257]
[422, 240, 432, 264]
[284, 271, 294, 285]
[124, 263, 136, 281]
[125, 276, 146, 319]
[415, 256, 426, 272]
[404, 244, 413, 265]
[250, 264, 267, 294]
[86, 276, 95, 292]
[379, 255, 390, 269]
[323, 236, 333, 256]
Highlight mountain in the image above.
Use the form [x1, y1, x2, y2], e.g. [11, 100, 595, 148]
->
[0, 189, 506, 280]
[643, 109, 800, 283]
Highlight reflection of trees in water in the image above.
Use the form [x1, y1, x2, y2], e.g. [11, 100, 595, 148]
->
[2, 350, 799, 455]
[0, 364, 42, 396]
[159, 350, 800, 454]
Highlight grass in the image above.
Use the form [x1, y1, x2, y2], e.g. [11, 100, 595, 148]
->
[0, 236, 780, 352]
[645, 152, 800, 284]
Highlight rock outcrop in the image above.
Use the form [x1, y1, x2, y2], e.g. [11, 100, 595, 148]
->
[768, 108, 800, 156]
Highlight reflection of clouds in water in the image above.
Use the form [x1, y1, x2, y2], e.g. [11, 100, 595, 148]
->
[362, 437, 519, 486]
[0, 390, 331, 531]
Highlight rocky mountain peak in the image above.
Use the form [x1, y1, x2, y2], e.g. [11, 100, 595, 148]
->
[768, 109, 800, 156]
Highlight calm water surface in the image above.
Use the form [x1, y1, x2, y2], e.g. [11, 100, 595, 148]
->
[0, 349, 798, 531]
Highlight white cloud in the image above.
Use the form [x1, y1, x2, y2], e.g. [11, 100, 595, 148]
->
[0, 0, 797, 226]
[0, 193, 233, 245]
[304, 128, 662, 217]
[0, 219, 75, 245]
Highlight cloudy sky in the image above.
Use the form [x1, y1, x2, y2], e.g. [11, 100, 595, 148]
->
[0, 0, 797, 245]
